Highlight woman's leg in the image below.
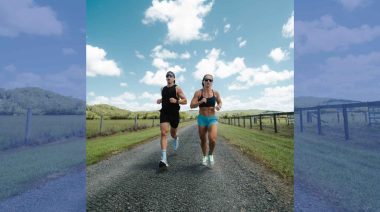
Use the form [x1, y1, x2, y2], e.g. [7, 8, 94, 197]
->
[198, 126, 208, 156]
[207, 124, 217, 155]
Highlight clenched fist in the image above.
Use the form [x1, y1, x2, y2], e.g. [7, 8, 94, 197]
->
[169, 98, 177, 104]
[157, 99, 162, 104]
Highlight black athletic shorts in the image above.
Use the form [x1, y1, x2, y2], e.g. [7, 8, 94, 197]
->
[160, 111, 180, 128]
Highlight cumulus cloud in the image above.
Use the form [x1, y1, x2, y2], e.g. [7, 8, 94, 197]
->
[86, 44, 122, 77]
[135, 51, 145, 59]
[224, 24, 231, 33]
[336, 0, 370, 10]
[297, 52, 380, 101]
[193, 48, 245, 80]
[143, 0, 213, 43]
[180, 51, 191, 59]
[223, 85, 294, 112]
[237, 37, 247, 48]
[289, 41, 294, 49]
[296, 15, 380, 55]
[88, 91, 96, 97]
[120, 82, 128, 87]
[228, 65, 293, 90]
[282, 11, 294, 38]
[0, 0, 63, 37]
[268, 47, 290, 63]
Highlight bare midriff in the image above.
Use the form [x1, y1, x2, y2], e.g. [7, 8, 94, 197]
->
[199, 107, 215, 117]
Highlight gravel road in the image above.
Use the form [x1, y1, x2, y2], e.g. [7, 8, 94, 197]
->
[87, 124, 293, 211]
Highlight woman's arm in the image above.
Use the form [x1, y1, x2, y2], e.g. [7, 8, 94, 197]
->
[215, 90, 222, 111]
[190, 90, 206, 109]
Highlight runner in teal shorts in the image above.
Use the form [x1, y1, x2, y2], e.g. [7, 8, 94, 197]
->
[190, 74, 222, 167]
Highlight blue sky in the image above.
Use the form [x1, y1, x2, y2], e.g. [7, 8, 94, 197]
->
[87, 0, 294, 112]
[0, 0, 86, 99]
[295, 0, 380, 101]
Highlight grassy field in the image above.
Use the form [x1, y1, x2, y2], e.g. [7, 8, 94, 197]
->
[86, 120, 196, 165]
[219, 116, 294, 138]
[218, 123, 294, 180]
[0, 115, 84, 150]
[0, 139, 84, 200]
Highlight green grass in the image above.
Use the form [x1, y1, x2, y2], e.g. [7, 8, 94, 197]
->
[0, 139, 84, 199]
[87, 119, 163, 138]
[86, 121, 196, 165]
[218, 123, 294, 180]
[0, 115, 84, 150]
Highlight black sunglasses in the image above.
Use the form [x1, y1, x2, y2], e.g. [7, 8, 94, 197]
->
[166, 74, 174, 78]
[204, 78, 213, 82]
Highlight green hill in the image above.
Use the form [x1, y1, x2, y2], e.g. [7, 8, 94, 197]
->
[0, 87, 85, 115]
[295, 96, 360, 108]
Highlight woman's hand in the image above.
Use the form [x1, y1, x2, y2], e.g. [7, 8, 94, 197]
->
[215, 105, 221, 111]
[157, 99, 162, 104]
[199, 97, 207, 104]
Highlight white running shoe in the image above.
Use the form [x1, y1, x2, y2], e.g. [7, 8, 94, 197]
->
[202, 156, 208, 166]
[173, 137, 179, 151]
[208, 155, 214, 166]
[159, 160, 169, 168]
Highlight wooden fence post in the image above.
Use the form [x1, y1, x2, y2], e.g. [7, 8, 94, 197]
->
[134, 115, 138, 130]
[273, 114, 277, 133]
[250, 116, 252, 129]
[24, 108, 32, 145]
[152, 118, 155, 127]
[299, 109, 303, 132]
[243, 117, 246, 128]
[259, 115, 263, 130]
[343, 107, 349, 140]
[238, 117, 240, 127]
[99, 115, 104, 134]
[317, 107, 322, 135]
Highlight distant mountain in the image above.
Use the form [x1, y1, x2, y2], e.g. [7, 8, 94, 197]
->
[295, 96, 361, 108]
[0, 87, 85, 115]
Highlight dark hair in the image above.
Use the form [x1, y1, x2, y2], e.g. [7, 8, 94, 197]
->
[202, 74, 213, 87]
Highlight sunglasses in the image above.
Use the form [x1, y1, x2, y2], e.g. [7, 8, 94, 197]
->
[204, 78, 213, 82]
[166, 75, 174, 78]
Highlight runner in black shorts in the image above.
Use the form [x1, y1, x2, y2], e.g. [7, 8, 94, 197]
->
[156, 71, 187, 168]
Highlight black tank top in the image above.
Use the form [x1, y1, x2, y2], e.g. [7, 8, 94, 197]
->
[161, 85, 180, 113]
[198, 89, 216, 107]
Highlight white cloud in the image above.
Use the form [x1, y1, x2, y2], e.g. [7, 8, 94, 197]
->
[140, 91, 161, 101]
[88, 92, 95, 97]
[143, 0, 213, 43]
[282, 11, 294, 38]
[86, 44, 122, 77]
[180, 51, 191, 59]
[224, 24, 231, 33]
[141, 65, 185, 86]
[4, 64, 16, 72]
[62, 48, 76, 55]
[0, 0, 63, 37]
[296, 15, 380, 55]
[151, 45, 178, 59]
[120, 82, 128, 87]
[268, 47, 289, 63]
[228, 65, 293, 90]
[223, 85, 294, 112]
[289, 41, 294, 49]
[152, 58, 170, 69]
[336, 0, 370, 10]
[237, 37, 247, 48]
[193, 48, 245, 80]
[135, 51, 145, 59]
[88, 92, 161, 111]
[297, 52, 380, 101]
